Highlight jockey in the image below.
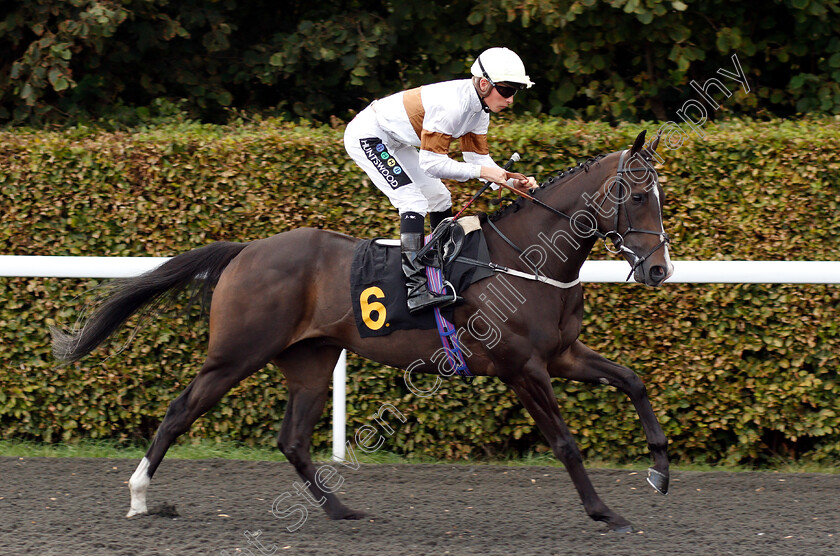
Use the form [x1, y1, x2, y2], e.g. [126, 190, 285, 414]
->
[344, 47, 538, 313]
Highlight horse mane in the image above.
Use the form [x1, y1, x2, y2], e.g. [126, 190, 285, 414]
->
[489, 153, 608, 222]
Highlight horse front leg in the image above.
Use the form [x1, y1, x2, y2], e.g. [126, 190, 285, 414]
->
[502, 361, 633, 532]
[550, 340, 669, 495]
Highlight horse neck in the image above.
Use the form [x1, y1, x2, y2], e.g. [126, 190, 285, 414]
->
[490, 159, 614, 283]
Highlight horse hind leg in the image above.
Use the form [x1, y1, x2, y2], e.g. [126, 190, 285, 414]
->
[274, 343, 364, 521]
[126, 354, 268, 517]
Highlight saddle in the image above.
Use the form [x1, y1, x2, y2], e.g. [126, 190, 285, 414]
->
[414, 216, 471, 270]
[350, 216, 494, 338]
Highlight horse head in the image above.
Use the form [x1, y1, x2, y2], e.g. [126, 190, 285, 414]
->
[487, 130, 673, 287]
[592, 130, 674, 286]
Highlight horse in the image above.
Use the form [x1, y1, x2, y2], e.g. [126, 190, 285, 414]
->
[51, 130, 673, 533]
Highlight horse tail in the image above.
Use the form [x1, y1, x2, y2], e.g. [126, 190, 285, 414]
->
[51, 241, 249, 363]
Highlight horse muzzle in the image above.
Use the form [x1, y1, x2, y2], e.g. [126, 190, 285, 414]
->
[624, 235, 673, 287]
[634, 260, 673, 286]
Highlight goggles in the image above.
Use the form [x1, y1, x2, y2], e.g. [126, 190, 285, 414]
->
[494, 83, 520, 99]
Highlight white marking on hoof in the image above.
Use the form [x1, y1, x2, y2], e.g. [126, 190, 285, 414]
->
[126, 457, 151, 517]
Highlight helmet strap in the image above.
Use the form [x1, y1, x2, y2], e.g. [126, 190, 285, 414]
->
[477, 55, 492, 83]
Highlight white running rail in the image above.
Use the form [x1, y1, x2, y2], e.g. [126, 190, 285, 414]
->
[3, 256, 840, 283]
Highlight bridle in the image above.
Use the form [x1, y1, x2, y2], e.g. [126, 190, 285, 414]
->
[601, 149, 671, 280]
[485, 149, 670, 282]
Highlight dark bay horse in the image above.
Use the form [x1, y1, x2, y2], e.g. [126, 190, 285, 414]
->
[51, 130, 673, 532]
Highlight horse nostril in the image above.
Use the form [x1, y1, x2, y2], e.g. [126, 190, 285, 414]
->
[650, 265, 665, 281]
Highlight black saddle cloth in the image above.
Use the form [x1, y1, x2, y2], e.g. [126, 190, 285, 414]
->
[350, 226, 494, 338]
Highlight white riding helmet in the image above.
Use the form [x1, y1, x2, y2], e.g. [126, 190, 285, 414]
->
[470, 47, 534, 89]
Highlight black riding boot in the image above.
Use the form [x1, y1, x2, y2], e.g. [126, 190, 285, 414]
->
[400, 212, 455, 313]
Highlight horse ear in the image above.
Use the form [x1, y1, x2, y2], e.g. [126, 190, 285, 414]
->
[630, 130, 646, 155]
[650, 130, 661, 152]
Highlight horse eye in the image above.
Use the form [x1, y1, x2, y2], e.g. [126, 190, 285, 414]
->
[632, 193, 644, 204]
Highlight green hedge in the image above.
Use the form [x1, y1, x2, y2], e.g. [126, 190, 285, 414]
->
[2, 116, 839, 465]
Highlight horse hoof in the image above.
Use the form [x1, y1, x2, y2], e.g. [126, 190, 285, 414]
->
[610, 523, 634, 533]
[125, 508, 147, 518]
[647, 467, 669, 495]
[330, 508, 367, 520]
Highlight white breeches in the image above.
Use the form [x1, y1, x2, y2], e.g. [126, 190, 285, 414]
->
[344, 107, 452, 216]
